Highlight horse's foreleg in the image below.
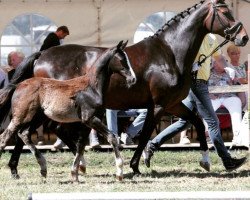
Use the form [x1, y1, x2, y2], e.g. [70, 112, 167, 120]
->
[130, 105, 162, 175]
[87, 116, 123, 181]
[171, 103, 209, 171]
[17, 130, 47, 178]
[8, 136, 24, 179]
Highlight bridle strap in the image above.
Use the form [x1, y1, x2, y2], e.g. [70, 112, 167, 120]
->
[210, 0, 229, 32]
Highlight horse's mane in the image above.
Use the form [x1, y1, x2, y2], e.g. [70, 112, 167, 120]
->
[151, 0, 206, 38]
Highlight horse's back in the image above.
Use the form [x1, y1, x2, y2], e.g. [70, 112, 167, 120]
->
[34, 44, 107, 79]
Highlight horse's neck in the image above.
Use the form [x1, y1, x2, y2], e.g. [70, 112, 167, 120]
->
[89, 63, 111, 97]
[159, 3, 209, 73]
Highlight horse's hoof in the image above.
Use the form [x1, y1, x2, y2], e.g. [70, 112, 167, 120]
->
[71, 171, 79, 182]
[11, 173, 20, 179]
[41, 170, 47, 178]
[133, 170, 141, 177]
[116, 175, 123, 181]
[199, 161, 210, 172]
[79, 165, 86, 174]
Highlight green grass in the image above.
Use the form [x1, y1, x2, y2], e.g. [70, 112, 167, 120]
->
[0, 149, 250, 200]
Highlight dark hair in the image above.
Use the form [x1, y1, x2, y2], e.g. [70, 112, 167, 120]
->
[57, 26, 69, 34]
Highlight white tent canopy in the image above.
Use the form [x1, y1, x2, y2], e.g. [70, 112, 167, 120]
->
[0, 0, 249, 64]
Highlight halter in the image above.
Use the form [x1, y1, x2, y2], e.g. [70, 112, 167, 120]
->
[197, 0, 243, 67]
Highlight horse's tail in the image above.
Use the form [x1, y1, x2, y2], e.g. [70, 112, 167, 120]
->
[0, 51, 41, 125]
[0, 84, 16, 124]
[10, 51, 41, 84]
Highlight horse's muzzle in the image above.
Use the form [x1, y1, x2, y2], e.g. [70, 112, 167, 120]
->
[234, 35, 249, 46]
[126, 77, 136, 88]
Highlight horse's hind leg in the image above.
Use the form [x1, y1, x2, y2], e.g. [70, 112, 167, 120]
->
[8, 136, 24, 179]
[17, 129, 47, 178]
[71, 133, 88, 182]
[87, 116, 123, 181]
[0, 121, 18, 153]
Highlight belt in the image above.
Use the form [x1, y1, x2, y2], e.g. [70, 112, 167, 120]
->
[193, 79, 208, 84]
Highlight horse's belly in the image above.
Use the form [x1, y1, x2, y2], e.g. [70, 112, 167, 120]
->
[42, 103, 80, 123]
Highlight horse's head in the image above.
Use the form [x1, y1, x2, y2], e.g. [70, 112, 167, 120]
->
[111, 40, 136, 88]
[204, 0, 248, 46]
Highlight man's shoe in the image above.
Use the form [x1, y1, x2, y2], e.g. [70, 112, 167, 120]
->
[89, 131, 100, 148]
[51, 138, 65, 150]
[120, 132, 134, 145]
[144, 141, 154, 168]
[179, 136, 191, 145]
[223, 157, 247, 172]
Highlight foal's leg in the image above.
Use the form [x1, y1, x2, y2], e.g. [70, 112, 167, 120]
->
[87, 116, 123, 181]
[70, 132, 89, 182]
[56, 123, 87, 175]
[0, 121, 19, 154]
[17, 129, 47, 177]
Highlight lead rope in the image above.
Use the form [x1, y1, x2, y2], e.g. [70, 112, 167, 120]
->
[191, 38, 229, 82]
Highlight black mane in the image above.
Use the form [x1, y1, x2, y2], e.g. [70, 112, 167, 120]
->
[151, 0, 206, 38]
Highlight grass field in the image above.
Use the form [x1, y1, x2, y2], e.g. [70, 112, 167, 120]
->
[0, 149, 250, 200]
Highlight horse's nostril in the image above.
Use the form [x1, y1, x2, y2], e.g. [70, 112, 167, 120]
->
[243, 35, 249, 43]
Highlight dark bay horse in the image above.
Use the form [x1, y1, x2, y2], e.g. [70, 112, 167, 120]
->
[0, 0, 248, 176]
[0, 41, 136, 181]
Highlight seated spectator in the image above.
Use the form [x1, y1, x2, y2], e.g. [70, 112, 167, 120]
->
[106, 109, 147, 145]
[226, 44, 248, 110]
[209, 55, 242, 145]
[0, 51, 25, 87]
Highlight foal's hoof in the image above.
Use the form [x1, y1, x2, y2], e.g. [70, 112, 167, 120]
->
[116, 175, 123, 181]
[199, 161, 210, 172]
[79, 165, 86, 174]
[71, 171, 79, 182]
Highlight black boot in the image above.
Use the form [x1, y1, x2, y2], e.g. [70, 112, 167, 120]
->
[223, 157, 247, 172]
[144, 141, 155, 168]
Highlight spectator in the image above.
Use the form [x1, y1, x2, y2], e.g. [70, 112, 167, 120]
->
[145, 34, 247, 172]
[40, 25, 69, 51]
[209, 56, 243, 146]
[106, 109, 147, 145]
[226, 44, 248, 110]
[0, 51, 25, 87]
[39, 25, 69, 148]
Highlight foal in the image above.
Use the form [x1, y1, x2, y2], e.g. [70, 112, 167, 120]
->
[0, 41, 136, 181]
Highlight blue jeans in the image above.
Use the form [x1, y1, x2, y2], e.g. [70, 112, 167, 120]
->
[106, 109, 147, 138]
[151, 81, 231, 160]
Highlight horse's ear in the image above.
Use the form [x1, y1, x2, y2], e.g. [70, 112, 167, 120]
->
[121, 40, 128, 50]
[117, 40, 124, 50]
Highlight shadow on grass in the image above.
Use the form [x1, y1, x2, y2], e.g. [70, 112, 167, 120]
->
[148, 169, 250, 179]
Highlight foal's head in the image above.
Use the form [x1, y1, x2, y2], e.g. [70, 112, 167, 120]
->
[204, 0, 248, 46]
[94, 40, 136, 88]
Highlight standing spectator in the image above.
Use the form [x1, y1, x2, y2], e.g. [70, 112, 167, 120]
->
[40, 25, 69, 51]
[39, 25, 69, 148]
[144, 34, 247, 172]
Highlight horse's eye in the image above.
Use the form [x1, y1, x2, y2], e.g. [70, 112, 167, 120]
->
[221, 9, 235, 21]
